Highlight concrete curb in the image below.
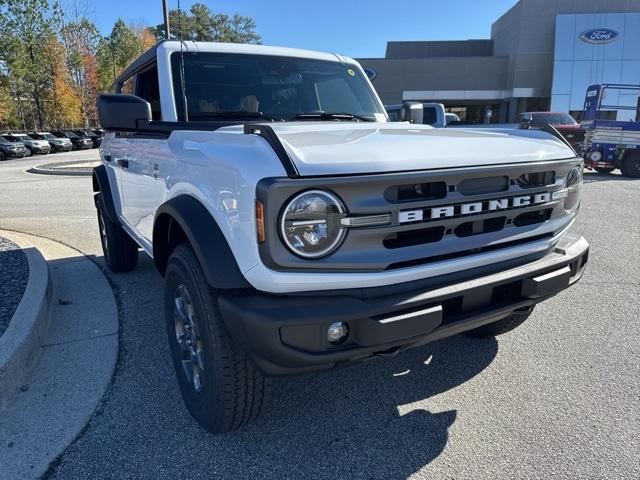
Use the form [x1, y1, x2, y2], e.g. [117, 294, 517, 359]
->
[0, 240, 51, 412]
[0, 230, 119, 479]
[26, 161, 96, 177]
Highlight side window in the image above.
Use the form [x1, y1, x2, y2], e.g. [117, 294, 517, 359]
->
[136, 64, 161, 120]
[423, 107, 437, 125]
[120, 75, 134, 94]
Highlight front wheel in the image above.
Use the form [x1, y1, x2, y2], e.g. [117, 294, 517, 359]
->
[464, 306, 534, 338]
[165, 244, 270, 433]
[620, 153, 640, 178]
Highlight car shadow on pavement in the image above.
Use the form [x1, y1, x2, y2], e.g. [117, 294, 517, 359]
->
[245, 334, 499, 478]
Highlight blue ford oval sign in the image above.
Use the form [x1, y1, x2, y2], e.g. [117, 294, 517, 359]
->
[363, 67, 377, 81]
[580, 28, 618, 44]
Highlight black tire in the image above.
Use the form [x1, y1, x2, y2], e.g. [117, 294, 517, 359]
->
[96, 193, 139, 272]
[24, 148, 32, 157]
[165, 244, 270, 433]
[464, 306, 534, 338]
[0, 151, 5, 161]
[594, 167, 615, 174]
[620, 152, 640, 178]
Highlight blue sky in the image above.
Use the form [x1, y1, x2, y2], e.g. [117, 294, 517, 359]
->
[91, 0, 518, 58]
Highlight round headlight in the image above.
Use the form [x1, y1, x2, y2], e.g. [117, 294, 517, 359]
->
[280, 190, 346, 258]
[589, 150, 602, 162]
[564, 165, 583, 213]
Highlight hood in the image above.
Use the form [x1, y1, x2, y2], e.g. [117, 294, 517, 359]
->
[241, 122, 577, 176]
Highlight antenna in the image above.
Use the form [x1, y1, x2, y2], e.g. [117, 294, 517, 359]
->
[177, 0, 189, 122]
[162, 0, 170, 39]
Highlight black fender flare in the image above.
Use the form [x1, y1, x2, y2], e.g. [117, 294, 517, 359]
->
[92, 165, 118, 223]
[153, 195, 251, 290]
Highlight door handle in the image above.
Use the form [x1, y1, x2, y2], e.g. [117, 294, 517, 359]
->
[116, 159, 129, 169]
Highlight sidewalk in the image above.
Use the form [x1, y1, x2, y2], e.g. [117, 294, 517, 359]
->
[0, 231, 118, 480]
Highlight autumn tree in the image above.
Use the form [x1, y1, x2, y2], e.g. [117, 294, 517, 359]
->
[42, 37, 82, 127]
[151, 3, 261, 44]
[60, 15, 100, 125]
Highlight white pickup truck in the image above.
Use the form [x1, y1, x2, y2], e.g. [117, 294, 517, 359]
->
[94, 40, 589, 433]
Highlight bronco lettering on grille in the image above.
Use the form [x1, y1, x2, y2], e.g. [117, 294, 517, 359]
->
[398, 192, 552, 223]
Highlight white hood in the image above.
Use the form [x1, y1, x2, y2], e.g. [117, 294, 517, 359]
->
[259, 122, 575, 176]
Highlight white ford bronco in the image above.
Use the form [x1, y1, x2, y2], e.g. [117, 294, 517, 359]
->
[94, 41, 589, 433]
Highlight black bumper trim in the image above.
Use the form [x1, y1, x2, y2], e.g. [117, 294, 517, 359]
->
[218, 235, 589, 376]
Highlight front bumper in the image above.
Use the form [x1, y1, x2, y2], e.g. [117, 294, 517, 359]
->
[218, 234, 589, 376]
[30, 145, 50, 154]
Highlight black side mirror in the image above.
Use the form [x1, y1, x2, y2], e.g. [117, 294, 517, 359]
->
[401, 102, 423, 124]
[518, 115, 533, 129]
[97, 94, 152, 132]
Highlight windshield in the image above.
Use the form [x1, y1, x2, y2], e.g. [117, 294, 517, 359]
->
[16, 134, 33, 140]
[170, 52, 384, 122]
[64, 131, 78, 138]
[2, 136, 19, 142]
[41, 133, 56, 140]
[531, 113, 577, 125]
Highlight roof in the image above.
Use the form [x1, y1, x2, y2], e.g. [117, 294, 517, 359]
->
[115, 40, 354, 87]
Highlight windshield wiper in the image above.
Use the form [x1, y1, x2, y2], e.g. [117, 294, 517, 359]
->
[295, 111, 376, 122]
[187, 111, 276, 121]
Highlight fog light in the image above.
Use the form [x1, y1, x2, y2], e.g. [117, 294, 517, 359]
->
[327, 321, 349, 345]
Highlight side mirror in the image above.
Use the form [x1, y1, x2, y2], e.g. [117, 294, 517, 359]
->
[402, 102, 423, 124]
[518, 115, 533, 129]
[97, 94, 152, 132]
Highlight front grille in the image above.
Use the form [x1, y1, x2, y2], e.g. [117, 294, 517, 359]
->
[258, 158, 579, 272]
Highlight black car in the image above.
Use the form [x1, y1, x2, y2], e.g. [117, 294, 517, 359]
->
[92, 128, 105, 144]
[73, 129, 101, 148]
[29, 132, 73, 153]
[0, 136, 27, 160]
[51, 130, 93, 150]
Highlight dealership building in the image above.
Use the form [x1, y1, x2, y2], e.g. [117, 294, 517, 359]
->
[358, 0, 640, 123]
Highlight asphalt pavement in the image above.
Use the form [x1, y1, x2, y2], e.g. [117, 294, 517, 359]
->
[0, 151, 638, 479]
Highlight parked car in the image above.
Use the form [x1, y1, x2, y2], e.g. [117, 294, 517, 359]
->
[5, 133, 50, 155]
[28, 132, 73, 153]
[52, 130, 93, 150]
[73, 129, 101, 148]
[516, 112, 585, 152]
[0, 136, 27, 160]
[445, 112, 461, 125]
[92, 128, 105, 144]
[93, 41, 589, 433]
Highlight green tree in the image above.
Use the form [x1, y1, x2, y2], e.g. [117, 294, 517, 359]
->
[0, 0, 63, 129]
[96, 19, 141, 91]
[151, 2, 261, 44]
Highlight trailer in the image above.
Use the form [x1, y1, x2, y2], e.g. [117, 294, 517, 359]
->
[581, 83, 640, 177]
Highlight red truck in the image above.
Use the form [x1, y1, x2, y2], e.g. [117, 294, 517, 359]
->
[516, 112, 585, 153]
